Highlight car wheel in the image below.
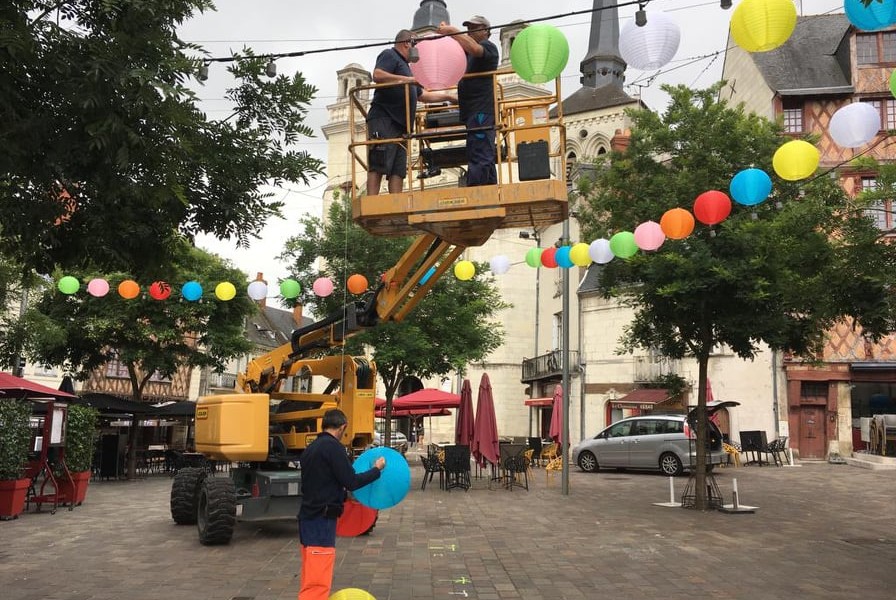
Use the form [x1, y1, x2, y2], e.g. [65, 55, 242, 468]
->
[659, 453, 683, 476]
[577, 450, 599, 473]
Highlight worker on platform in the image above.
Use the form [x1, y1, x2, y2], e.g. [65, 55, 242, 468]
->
[297, 409, 385, 600]
[366, 29, 455, 196]
[438, 16, 499, 186]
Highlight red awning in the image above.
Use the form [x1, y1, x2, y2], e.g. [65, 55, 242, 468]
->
[524, 397, 553, 407]
[611, 388, 671, 410]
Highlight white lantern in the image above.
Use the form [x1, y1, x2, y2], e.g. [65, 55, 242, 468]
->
[489, 255, 511, 275]
[589, 238, 615, 264]
[619, 11, 681, 71]
[829, 102, 881, 148]
[247, 280, 268, 301]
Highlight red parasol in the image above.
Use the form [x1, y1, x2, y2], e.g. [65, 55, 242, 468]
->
[472, 373, 499, 467]
[549, 384, 563, 445]
[455, 379, 474, 446]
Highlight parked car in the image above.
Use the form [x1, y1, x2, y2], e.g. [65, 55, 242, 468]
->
[572, 403, 737, 476]
[372, 430, 409, 455]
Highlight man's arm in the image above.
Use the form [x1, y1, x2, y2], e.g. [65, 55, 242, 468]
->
[373, 67, 416, 85]
[437, 23, 483, 57]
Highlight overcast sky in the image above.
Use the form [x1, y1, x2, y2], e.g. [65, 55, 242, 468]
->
[178, 0, 846, 281]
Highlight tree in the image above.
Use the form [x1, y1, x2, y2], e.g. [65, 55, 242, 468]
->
[6, 239, 256, 478]
[577, 84, 896, 509]
[279, 197, 509, 438]
[0, 1, 323, 275]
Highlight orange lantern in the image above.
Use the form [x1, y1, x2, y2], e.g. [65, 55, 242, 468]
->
[660, 208, 696, 239]
[347, 274, 368, 295]
[693, 191, 732, 225]
[118, 279, 140, 299]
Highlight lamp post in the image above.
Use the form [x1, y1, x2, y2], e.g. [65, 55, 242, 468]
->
[560, 219, 571, 496]
[519, 230, 541, 437]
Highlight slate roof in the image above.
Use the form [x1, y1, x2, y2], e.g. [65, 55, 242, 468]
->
[749, 14, 852, 96]
[553, 84, 641, 117]
[246, 305, 308, 349]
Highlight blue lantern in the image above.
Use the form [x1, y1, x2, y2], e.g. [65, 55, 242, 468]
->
[419, 266, 437, 285]
[845, 0, 896, 31]
[730, 168, 773, 206]
[181, 280, 203, 302]
[555, 246, 574, 268]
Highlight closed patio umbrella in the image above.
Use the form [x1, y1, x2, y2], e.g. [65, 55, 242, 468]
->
[472, 373, 499, 468]
[549, 384, 563, 445]
[455, 379, 474, 446]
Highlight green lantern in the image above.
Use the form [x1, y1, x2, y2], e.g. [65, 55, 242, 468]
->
[510, 24, 569, 84]
[609, 231, 638, 259]
[280, 278, 301, 299]
[525, 247, 543, 268]
[57, 275, 80, 295]
[890, 69, 896, 99]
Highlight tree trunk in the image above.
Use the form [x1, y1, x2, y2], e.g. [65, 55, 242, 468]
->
[694, 355, 710, 510]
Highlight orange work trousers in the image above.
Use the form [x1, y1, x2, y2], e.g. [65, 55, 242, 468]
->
[298, 545, 336, 600]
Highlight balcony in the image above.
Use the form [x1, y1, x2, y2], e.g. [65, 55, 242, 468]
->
[633, 355, 680, 383]
[521, 349, 579, 382]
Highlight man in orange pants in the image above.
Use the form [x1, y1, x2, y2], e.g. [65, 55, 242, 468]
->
[298, 409, 385, 599]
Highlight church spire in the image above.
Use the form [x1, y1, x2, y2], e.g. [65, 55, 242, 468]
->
[412, 0, 450, 33]
[579, 0, 626, 89]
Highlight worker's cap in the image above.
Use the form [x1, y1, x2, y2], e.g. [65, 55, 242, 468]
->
[463, 15, 491, 29]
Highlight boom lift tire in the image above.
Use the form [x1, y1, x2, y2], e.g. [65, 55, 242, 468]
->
[170, 467, 206, 525]
[197, 476, 236, 545]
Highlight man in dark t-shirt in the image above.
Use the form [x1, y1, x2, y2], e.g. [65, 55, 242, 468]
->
[439, 15, 499, 186]
[297, 409, 384, 600]
[367, 29, 454, 196]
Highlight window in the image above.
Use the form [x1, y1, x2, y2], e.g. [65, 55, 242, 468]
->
[552, 312, 562, 350]
[856, 32, 896, 65]
[606, 421, 632, 437]
[860, 176, 894, 231]
[105, 355, 129, 378]
[782, 98, 803, 133]
[861, 98, 896, 130]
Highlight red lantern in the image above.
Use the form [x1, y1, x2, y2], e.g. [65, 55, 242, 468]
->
[660, 208, 695, 239]
[149, 281, 172, 300]
[540, 246, 558, 268]
[693, 191, 732, 225]
[346, 274, 368, 295]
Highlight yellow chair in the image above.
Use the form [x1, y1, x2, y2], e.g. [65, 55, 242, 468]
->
[723, 442, 741, 468]
[522, 449, 535, 477]
[545, 455, 564, 486]
[539, 442, 558, 466]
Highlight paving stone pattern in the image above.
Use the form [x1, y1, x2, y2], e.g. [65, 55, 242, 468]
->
[0, 460, 894, 599]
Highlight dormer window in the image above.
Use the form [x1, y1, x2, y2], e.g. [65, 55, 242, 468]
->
[856, 31, 896, 66]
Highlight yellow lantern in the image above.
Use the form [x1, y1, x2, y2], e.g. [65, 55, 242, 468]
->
[454, 260, 475, 281]
[215, 281, 237, 301]
[773, 140, 819, 181]
[731, 0, 797, 53]
[569, 243, 593, 267]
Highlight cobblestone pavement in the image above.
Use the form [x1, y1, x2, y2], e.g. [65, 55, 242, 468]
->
[1, 459, 894, 600]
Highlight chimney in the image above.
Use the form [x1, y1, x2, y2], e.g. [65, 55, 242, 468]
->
[610, 128, 631, 153]
[293, 303, 304, 326]
[255, 272, 267, 309]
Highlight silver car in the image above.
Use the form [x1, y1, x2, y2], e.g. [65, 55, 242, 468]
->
[572, 408, 732, 476]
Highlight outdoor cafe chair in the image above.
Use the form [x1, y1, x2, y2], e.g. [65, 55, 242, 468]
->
[420, 454, 444, 490]
[443, 445, 471, 492]
[540, 442, 559, 466]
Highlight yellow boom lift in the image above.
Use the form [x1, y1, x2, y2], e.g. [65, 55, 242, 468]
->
[170, 69, 568, 544]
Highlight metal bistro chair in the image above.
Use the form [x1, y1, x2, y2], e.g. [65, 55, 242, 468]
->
[499, 444, 529, 492]
[443, 445, 471, 492]
[420, 446, 445, 490]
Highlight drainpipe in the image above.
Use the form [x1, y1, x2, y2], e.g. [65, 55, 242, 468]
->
[772, 350, 780, 438]
[561, 219, 570, 496]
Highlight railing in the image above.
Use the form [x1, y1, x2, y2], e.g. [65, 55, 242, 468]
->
[207, 372, 237, 390]
[521, 350, 579, 382]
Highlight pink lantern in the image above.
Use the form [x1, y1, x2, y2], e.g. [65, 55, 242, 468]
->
[409, 35, 467, 90]
[313, 277, 334, 297]
[87, 278, 110, 297]
[633, 221, 666, 251]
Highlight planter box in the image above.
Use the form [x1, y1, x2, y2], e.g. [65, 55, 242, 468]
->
[57, 471, 91, 506]
[0, 478, 30, 520]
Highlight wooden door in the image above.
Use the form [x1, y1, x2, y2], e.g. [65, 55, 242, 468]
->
[799, 406, 827, 459]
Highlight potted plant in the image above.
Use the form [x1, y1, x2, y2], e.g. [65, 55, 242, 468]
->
[0, 399, 33, 519]
[56, 403, 98, 506]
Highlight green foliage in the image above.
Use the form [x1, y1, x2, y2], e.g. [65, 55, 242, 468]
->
[279, 196, 509, 400]
[5, 239, 255, 393]
[0, 400, 32, 480]
[0, 1, 323, 274]
[63, 404, 98, 473]
[578, 84, 896, 365]
[642, 373, 688, 400]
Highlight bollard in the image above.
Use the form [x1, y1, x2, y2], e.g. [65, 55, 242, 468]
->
[669, 476, 675, 504]
[732, 478, 739, 510]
